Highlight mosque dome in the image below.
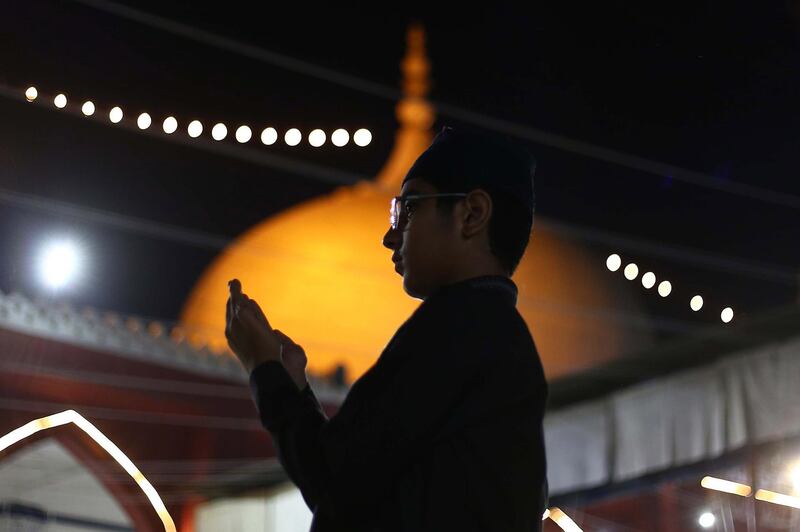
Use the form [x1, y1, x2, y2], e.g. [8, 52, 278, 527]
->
[179, 25, 653, 382]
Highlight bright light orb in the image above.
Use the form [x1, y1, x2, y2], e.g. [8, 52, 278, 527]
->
[658, 280, 672, 297]
[285, 128, 302, 146]
[25, 87, 38, 102]
[331, 128, 350, 147]
[606, 253, 621, 272]
[642, 272, 656, 289]
[81, 101, 95, 116]
[211, 123, 227, 141]
[235, 125, 252, 143]
[309, 129, 326, 147]
[137, 113, 152, 130]
[698, 512, 715, 529]
[109, 106, 123, 123]
[791, 464, 800, 493]
[261, 127, 278, 145]
[54, 94, 67, 109]
[721, 307, 734, 323]
[162, 116, 178, 134]
[38, 241, 81, 290]
[690, 295, 704, 312]
[188, 120, 203, 138]
[354, 128, 372, 146]
[623, 263, 639, 280]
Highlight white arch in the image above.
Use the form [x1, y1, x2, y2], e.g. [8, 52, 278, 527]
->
[0, 409, 176, 532]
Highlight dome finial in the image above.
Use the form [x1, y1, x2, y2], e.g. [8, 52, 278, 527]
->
[394, 23, 435, 132]
[371, 23, 436, 192]
[401, 23, 430, 99]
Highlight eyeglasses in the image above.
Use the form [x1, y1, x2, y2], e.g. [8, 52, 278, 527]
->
[389, 193, 469, 230]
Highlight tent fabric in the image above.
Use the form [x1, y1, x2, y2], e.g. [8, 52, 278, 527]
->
[545, 335, 800, 495]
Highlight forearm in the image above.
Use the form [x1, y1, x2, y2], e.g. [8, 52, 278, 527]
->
[249, 362, 330, 509]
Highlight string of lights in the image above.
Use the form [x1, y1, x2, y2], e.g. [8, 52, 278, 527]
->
[0, 82, 371, 188]
[606, 252, 736, 324]
[23, 84, 373, 148]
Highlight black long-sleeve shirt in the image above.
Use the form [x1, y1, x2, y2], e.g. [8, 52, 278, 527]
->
[249, 274, 548, 531]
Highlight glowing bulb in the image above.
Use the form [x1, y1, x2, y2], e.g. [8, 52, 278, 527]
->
[606, 253, 621, 272]
[309, 129, 326, 147]
[549, 508, 583, 532]
[698, 512, 715, 528]
[137, 113, 152, 130]
[701, 476, 752, 497]
[212, 123, 227, 141]
[109, 106, 123, 123]
[623, 263, 639, 280]
[38, 240, 81, 290]
[791, 464, 800, 493]
[642, 272, 656, 289]
[332, 128, 350, 147]
[162, 116, 178, 134]
[354, 128, 372, 146]
[188, 120, 203, 138]
[721, 307, 734, 323]
[54, 93, 67, 109]
[261, 127, 278, 145]
[81, 101, 95, 116]
[25, 87, 38, 102]
[235, 125, 252, 143]
[755, 489, 800, 509]
[285, 128, 302, 146]
[658, 280, 672, 297]
[261, 127, 278, 146]
[690, 295, 704, 311]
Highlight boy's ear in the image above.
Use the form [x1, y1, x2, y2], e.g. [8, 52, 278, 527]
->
[461, 190, 493, 238]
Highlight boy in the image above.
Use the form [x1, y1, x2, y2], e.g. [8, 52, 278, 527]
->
[226, 126, 547, 531]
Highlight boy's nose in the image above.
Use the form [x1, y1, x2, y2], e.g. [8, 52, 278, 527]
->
[382, 225, 401, 250]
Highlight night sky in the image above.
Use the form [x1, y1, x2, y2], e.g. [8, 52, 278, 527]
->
[1, 1, 798, 344]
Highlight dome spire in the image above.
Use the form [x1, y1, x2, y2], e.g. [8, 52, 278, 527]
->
[401, 23, 431, 100]
[372, 23, 436, 192]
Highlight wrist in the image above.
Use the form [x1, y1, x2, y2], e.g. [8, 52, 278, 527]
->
[294, 374, 309, 391]
[247, 358, 279, 374]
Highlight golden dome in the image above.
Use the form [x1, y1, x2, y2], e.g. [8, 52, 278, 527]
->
[179, 25, 652, 382]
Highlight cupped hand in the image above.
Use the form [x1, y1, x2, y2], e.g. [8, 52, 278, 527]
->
[225, 279, 283, 373]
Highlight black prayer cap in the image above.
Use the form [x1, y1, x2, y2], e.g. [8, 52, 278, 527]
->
[402, 126, 536, 216]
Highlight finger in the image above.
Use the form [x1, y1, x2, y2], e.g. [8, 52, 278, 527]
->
[233, 291, 252, 315]
[228, 279, 242, 295]
[225, 309, 241, 350]
[245, 298, 270, 327]
[272, 329, 293, 344]
[225, 295, 235, 338]
[227, 315, 247, 349]
[238, 304, 270, 332]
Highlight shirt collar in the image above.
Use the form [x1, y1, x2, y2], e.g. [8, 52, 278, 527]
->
[429, 275, 518, 306]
